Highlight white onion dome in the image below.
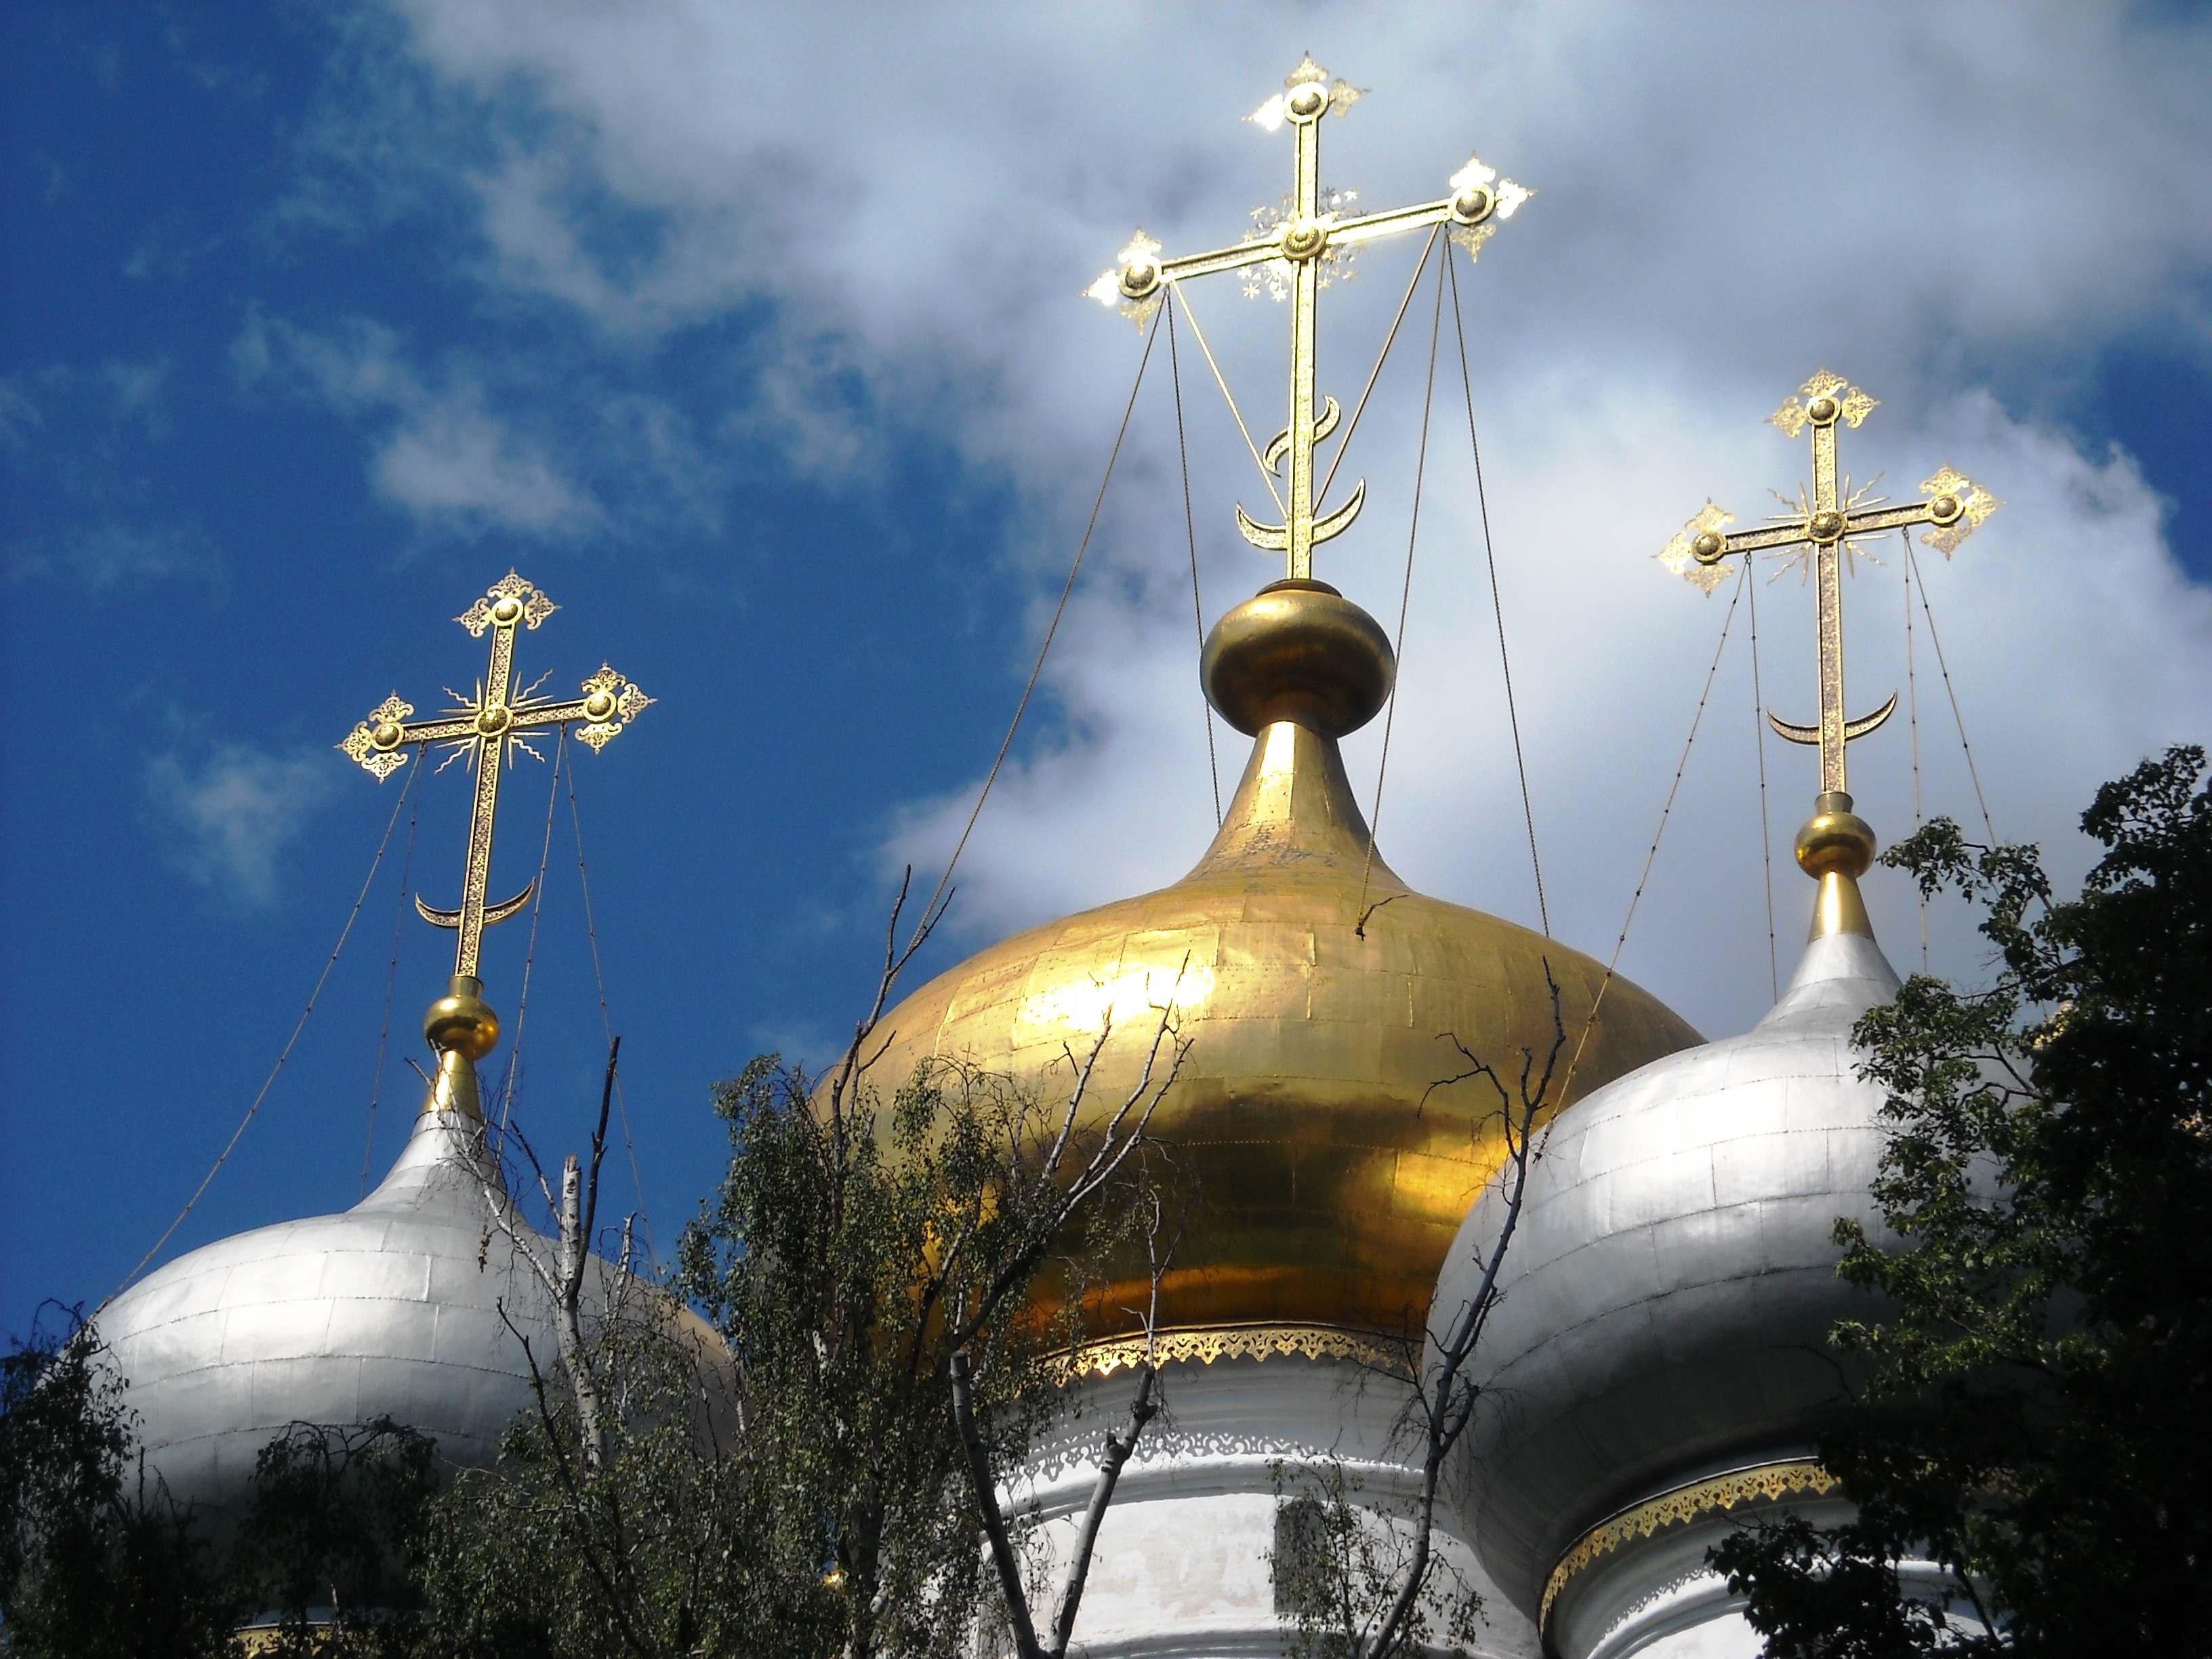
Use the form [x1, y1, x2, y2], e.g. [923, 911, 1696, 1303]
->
[96, 977, 565, 1519]
[1432, 792, 1904, 1645]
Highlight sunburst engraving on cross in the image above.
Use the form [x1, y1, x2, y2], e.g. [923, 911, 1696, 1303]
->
[339, 571, 653, 979]
[1085, 54, 1532, 582]
[1658, 370, 2001, 796]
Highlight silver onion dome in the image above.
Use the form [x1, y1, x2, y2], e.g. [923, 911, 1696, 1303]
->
[95, 1101, 564, 1520]
[1433, 794, 1905, 1646]
[94, 973, 580, 1521]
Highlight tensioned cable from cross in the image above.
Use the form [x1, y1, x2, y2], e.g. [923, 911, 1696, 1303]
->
[1446, 251, 1549, 939]
[361, 773, 422, 1195]
[909, 311, 1162, 954]
[1356, 238, 1448, 937]
[489, 726, 570, 1158]
[102, 756, 423, 1315]
[1319, 224, 1446, 506]
[1546, 563, 1750, 1115]
[1162, 279, 1284, 520]
[1164, 296, 1223, 827]
[1903, 535, 1995, 840]
[564, 753, 655, 1266]
[1746, 562, 1779, 1000]
[1903, 533, 1929, 972]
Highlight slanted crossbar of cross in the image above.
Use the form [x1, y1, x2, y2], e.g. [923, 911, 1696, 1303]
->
[340, 571, 652, 977]
[1087, 55, 1532, 582]
[1658, 371, 2000, 795]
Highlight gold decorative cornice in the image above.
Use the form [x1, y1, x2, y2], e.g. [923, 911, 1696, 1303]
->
[1071, 1322, 1399, 1379]
[1541, 1460, 1841, 1628]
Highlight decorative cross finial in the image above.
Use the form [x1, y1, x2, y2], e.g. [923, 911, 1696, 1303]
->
[1658, 370, 2001, 796]
[1085, 58, 1532, 582]
[340, 571, 653, 981]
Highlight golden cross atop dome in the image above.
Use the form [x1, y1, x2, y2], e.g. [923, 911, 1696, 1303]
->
[340, 571, 653, 981]
[1087, 54, 1532, 581]
[1658, 370, 2001, 796]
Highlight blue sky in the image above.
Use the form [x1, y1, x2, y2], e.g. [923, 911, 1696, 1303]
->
[5, 3, 2209, 1332]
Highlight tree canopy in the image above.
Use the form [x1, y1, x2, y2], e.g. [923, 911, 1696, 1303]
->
[1714, 745, 2212, 1656]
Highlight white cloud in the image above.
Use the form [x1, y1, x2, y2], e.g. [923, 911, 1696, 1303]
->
[147, 741, 340, 907]
[345, 1, 2212, 1036]
[232, 311, 596, 537]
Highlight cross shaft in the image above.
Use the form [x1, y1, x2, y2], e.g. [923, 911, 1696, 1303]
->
[340, 571, 652, 978]
[1088, 56, 1531, 581]
[1660, 370, 2000, 794]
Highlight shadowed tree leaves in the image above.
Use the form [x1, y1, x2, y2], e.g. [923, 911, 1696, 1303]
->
[1713, 745, 2212, 1657]
[0, 1309, 231, 1658]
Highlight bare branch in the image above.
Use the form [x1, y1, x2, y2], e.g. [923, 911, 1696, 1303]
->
[1361, 963, 1568, 1658]
[1048, 1204, 1170, 1655]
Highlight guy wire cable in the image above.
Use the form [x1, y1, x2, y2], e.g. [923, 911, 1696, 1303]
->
[1165, 295, 1223, 827]
[1905, 537, 1996, 840]
[491, 724, 569, 1156]
[1163, 277, 1286, 518]
[361, 771, 423, 1195]
[1746, 560, 1779, 1000]
[1446, 251, 1549, 937]
[102, 754, 421, 1315]
[1551, 562, 1749, 1116]
[911, 306, 1162, 954]
[564, 751, 655, 1265]
[1902, 529, 1928, 972]
[1356, 243, 1449, 937]
[1319, 224, 1445, 505]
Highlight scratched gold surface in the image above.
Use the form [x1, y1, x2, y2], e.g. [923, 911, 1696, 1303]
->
[862, 718, 1702, 1336]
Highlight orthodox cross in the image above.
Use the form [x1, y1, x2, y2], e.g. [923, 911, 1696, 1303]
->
[340, 571, 653, 979]
[1658, 370, 2000, 795]
[1086, 54, 1532, 581]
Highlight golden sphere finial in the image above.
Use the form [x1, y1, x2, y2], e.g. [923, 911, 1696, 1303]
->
[1201, 579, 1394, 738]
[424, 975, 501, 1061]
[1795, 791, 1877, 880]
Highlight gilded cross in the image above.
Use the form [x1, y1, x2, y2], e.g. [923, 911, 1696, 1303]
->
[1658, 370, 2001, 795]
[1086, 54, 1532, 581]
[339, 571, 652, 979]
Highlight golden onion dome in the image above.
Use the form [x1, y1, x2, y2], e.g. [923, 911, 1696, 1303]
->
[863, 579, 1701, 1342]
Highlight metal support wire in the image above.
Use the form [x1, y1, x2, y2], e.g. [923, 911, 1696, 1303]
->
[912, 310, 1162, 952]
[1446, 252, 1549, 936]
[1319, 224, 1446, 506]
[361, 777, 423, 1195]
[104, 758, 421, 1313]
[1746, 567, 1779, 999]
[1553, 565, 1749, 1112]
[1164, 278, 1285, 518]
[1165, 296, 1223, 826]
[490, 726, 570, 1153]
[563, 757, 655, 1266]
[1902, 531, 1928, 972]
[1357, 245, 1448, 936]
[1904, 539, 1996, 840]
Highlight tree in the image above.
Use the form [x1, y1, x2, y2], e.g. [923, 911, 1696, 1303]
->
[422, 876, 1188, 1658]
[1713, 745, 2212, 1657]
[676, 964, 1188, 1656]
[232, 1416, 438, 1656]
[1268, 972, 1568, 1659]
[0, 1308, 232, 1658]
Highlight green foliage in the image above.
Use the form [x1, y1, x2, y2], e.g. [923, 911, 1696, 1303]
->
[417, 1313, 783, 1659]
[1714, 746, 2212, 1656]
[235, 1418, 437, 1656]
[672, 1052, 1139, 1659]
[1266, 1459, 1483, 1659]
[415, 1046, 1159, 1658]
[0, 1308, 232, 1658]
